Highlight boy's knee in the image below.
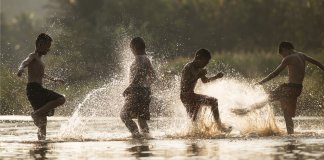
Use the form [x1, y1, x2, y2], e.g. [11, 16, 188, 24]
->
[57, 96, 66, 105]
[209, 98, 218, 106]
[120, 111, 129, 123]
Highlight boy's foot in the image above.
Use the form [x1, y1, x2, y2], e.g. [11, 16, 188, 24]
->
[231, 108, 250, 115]
[217, 123, 232, 133]
[131, 132, 144, 139]
[142, 132, 153, 139]
[37, 128, 46, 140]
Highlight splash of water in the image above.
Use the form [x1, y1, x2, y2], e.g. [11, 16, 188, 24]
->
[182, 78, 281, 137]
[58, 36, 280, 139]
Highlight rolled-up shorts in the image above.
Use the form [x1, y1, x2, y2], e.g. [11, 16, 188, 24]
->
[121, 87, 151, 120]
[180, 92, 218, 120]
[26, 82, 64, 116]
[269, 83, 303, 117]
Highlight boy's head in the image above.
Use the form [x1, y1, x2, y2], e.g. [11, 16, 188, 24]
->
[130, 37, 146, 55]
[36, 33, 52, 55]
[194, 48, 211, 68]
[279, 41, 294, 57]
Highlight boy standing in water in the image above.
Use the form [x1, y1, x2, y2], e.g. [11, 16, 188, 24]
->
[17, 33, 66, 140]
[256, 42, 324, 134]
[180, 49, 231, 132]
[120, 37, 156, 138]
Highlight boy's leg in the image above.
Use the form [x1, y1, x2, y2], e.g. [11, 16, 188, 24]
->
[31, 115, 47, 140]
[199, 95, 231, 132]
[138, 117, 149, 133]
[280, 98, 297, 134]
[33, 97, 65, 116]
[120, 110, 140, 137]
[199, 96, 219, 122]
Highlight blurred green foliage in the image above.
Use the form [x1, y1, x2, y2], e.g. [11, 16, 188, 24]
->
[1, 0, 323, 115]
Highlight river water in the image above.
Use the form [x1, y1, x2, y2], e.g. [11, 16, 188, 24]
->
[1, 116, 324, 160]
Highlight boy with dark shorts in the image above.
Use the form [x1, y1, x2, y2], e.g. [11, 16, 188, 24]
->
[17, 33, 66, 140]
[233, 42, 324, 134]
[120, 37, 156, 138]
[180, 49, 231, 132]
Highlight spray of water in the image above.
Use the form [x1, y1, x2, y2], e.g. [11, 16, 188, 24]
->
[57, 35, 281, 140]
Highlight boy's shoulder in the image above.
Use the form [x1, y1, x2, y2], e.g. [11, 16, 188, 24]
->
[182, 62, 195, 73]
[28, 52, 38, 58]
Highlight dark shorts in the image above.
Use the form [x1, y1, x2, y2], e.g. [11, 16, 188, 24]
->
[269, 83, 303, 101]
[180, 92, 218, 120]
[121, 87, 151, 120]
[269, 83, 303, 117]
[26, 82, 64, 116]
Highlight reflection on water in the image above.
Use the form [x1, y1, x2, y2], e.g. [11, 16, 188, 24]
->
[30, 143, 48, 160]
[1, 117, 324, 159]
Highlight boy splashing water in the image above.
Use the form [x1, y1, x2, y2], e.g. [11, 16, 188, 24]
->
[17, 33, 66, 140]
[120, 37, 156, 138]
[233, 41, 324, 134]
[180, 49, 231, 133]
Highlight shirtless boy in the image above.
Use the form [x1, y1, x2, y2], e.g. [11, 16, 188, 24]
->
[120, 37, 156, 138]
[180, 49, 231, 132]
[17, 33, 66, 140]
[233, 42, 324, 134]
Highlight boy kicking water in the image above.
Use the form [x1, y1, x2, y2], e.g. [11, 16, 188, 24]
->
[120, 37, 156, 138]
[17, 33, 66, 140]
[180, 49, 231, 132]
[233, 42, 324, 134]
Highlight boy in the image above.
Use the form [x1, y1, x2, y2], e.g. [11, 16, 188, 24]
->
[17, 33, 66, 140]
[180, 49, 231, 132]
[233, 42, 324, 134]
[120, 37, 156, 138]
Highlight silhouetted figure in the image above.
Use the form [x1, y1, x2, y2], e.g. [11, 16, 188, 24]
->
[180, 49, 231, 132]
[233, 42, 324, 134]
[120, 37, 156, 138]
[17, 33, 66, 140]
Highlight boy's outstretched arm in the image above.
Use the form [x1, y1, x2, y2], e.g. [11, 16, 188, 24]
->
[44, 74, 65, 84]
[201, 72, 224, 83]
[258, 58, 288, 84]
[17, 54, 36, 77]
[304, 55, 324, 71]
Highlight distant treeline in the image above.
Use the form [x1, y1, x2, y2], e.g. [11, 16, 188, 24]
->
[1, 0, 324, 115]
[2, 0, 324, 78]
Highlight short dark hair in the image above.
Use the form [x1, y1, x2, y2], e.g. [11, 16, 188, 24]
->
[279, 41, 294, 50]
[195, 48, 211, 60]
[130, 37, 146, 51]
[36, 33, 52, 46]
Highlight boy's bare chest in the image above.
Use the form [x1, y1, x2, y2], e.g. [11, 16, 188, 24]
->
[29, 59, 45, 72]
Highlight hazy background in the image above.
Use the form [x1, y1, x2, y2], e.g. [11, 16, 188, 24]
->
[1, 0, 323, 115]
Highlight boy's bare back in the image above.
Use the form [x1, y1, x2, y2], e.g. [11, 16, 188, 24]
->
[285, 52, 306, 84]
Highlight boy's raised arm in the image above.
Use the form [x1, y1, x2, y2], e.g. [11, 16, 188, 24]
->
[17, 54, 35, 77]
[258, 58, 289, 84]
[304, 54, 324, 71]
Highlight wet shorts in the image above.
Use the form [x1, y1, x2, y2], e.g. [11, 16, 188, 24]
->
[269, 83, 303, 117]
[121, 87, 151, 120]
[180, 92, 218, 120]
[26, 82, 64, 116]
[269, 83, 303, 101]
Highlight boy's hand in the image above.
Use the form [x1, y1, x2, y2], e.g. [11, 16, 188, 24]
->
[17, 70, 23, 77]
[54, 78, 65, 84]
[216, 72, 224, 78]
